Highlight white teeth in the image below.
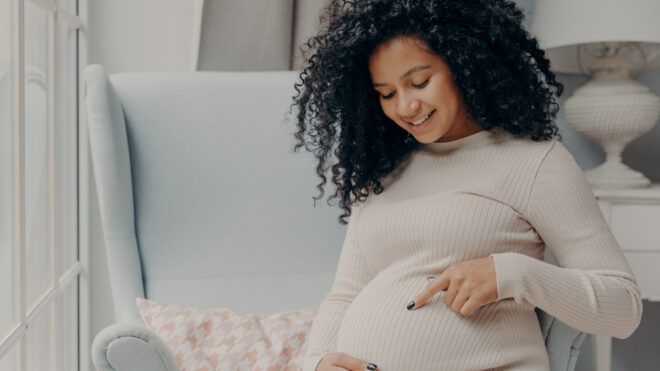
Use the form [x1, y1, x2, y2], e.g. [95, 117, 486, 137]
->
[410, 110, 433, 125]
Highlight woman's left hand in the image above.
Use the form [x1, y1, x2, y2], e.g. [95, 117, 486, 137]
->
[406, 256, 499, 316]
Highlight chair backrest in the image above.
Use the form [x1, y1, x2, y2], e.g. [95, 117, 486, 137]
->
[83, 65, 587, 371]
[85, 66, 351, 317]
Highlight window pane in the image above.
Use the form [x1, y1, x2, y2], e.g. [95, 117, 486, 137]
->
[26, 304, 51, 371]
[0, 0, 14, 340]
[24, 1, 51, 311]
[55, 16, 78, 369]
[0, 341, 17, 371]
[56, 279, 77, 371]
[55, 20, 77, 276]
[56, 0, 77, 15]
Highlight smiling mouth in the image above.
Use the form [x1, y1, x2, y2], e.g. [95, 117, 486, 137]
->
[407, 109, 435, 126]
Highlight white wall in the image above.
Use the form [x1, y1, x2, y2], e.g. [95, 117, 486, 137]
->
[87, 0, 194, 74]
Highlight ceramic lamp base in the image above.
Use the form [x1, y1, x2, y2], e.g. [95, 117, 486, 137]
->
[563, 55, 660, 190]
[585, 156, 651, 189]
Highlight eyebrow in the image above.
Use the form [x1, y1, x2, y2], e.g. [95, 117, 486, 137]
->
[372, 65, 431, 87]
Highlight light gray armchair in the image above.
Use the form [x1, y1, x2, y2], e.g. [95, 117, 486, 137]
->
[84, 65, 588, 371]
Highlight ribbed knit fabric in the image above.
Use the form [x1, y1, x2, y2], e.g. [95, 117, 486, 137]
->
[302, 127, 643, 371]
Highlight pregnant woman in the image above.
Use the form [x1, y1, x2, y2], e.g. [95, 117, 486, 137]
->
[290, 1, 643, 370]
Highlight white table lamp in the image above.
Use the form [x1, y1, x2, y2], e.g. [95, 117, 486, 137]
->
[532, 0, 660, 189]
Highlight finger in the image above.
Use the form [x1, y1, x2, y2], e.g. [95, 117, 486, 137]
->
[444, 279, 459, 307]
[407, 287, 431, 311]
[451, 290, 470, 314]
[409, 273, 450, 310]
[459, 295, 483, 316]
[334, 352, 379, 371]
[324, 354, 348, 370]
[429, 272, 451, 295]
[342, 359, 378, 371]
[432, 270, 451, 291]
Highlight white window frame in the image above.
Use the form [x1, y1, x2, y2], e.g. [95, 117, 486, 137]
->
[0, 0, 89, 369]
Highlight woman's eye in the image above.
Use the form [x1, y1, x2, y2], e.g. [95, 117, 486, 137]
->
[413, 79, 430, 88]
[378, 78, 428, 100]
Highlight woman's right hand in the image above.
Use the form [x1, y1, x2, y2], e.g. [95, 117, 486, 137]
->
[316, 352, 378, 371]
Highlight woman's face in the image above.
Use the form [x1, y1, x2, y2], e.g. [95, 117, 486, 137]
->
[368, 35, 482, 143]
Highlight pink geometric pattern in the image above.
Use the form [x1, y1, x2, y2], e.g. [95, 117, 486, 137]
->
[136, 297, 318, 371]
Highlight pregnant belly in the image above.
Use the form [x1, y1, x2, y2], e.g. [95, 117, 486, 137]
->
[335, 275, 547, 371]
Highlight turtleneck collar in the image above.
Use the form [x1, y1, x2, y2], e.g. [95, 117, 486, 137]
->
[418, 127, 505, 154]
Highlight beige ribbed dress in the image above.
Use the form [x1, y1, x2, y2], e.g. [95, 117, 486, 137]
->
[302, 127, 643, 371]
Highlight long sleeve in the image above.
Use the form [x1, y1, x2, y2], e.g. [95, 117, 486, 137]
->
[490, 140, 643, 339]
[303, 202, 375, 371]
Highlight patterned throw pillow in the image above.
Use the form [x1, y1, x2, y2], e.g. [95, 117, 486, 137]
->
[136, 297, 318, 371]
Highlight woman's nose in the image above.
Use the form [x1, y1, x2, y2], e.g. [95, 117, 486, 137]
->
[398, 97, 420, 119]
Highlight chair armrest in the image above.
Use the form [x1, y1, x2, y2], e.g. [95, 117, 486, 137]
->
[536, 308, 588, 371]
[91, 322, 180, 371]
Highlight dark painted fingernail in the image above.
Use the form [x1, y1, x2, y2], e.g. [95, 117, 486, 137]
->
[407, 301, 415, 310]
[367, 363, 378, 370]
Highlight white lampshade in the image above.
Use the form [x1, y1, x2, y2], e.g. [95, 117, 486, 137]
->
[531, 0, 660, 74]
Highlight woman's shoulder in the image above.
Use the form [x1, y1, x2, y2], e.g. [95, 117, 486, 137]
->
[491, 129, 558, 158]
[484, 131, 571, 188]
[500, 135, 587, 194]
[507, 135, 575, 169]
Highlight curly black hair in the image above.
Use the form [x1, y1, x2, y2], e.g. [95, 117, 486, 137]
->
[287, 0, 564, 225]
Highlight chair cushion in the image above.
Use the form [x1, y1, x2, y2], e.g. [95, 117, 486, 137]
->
[136, 297, 317, 370]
